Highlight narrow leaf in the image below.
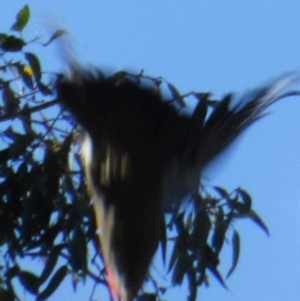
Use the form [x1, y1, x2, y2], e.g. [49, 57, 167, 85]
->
[171, 256, 186, 285]
[69, 227, 87, 272]
[25, 52, 42, 82]
[0, 33, 8, 43]
[0, 288, 14, 301]
[226, 230, 240, 278]
[248, 210, 270, 236]
[211, 209, 228, 254]
[237, 188, 252, 212]
[186, 270, 197, 301]
[37, 265, 67, 301]
[207, 265, 228, 289]
[167, 236, 180, 273]
[192, 208, 210, 250]
[18, 271, 39, 295]
[212, 221, 227, 254]
[11, 5, 30, 32]
[39, 248, 60, 285]
[214, 186, 229, 200]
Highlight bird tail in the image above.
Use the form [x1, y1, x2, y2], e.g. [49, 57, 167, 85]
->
[191, 74, 299, 169]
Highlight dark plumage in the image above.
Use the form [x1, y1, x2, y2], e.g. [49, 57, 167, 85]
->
[57, 68, 296, 301]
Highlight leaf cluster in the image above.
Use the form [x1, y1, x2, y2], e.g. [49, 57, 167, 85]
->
[162, 187, 268, 301]
[0, 6, 103, 301]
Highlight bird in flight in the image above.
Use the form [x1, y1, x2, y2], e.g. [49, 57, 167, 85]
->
[58, 66, 297, 301]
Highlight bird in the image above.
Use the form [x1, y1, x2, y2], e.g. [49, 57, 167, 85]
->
[57, 65, 297, 301]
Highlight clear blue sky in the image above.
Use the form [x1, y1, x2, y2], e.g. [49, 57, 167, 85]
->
[1, 1, 300, 300]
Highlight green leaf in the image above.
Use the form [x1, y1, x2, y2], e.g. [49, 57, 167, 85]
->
[18, 271, 40, 295]
[69, 226, 87, 272]
[226, 230, 240, 278]
[0, 33, 8, 43]
[248, 210, 270, 236]
[167, 236, 180, 273]
[25, 52, 42, 82]
[174, 212, 185, 233]
[2, 84, 20, 114]
[39, 247, 61, 285]
[43, 29, 67, 46]
[237, 188, 252, 212]
[214, 186, 229, 200]
[168, 214, 188, 273]
[192, 208, 210, 250]
[0, 35, 25, 52]
[0, 288, 14, 301]
[212, 221, 227, 254]
[211, 208, 228, 254]
[7, 265, 20, 279]
[37, 265, 67, 301]
[207, 265, 228, 289]
[11, 5, 30, 32]
[171, 255, 187, 285]
[186, 270, 197, 301]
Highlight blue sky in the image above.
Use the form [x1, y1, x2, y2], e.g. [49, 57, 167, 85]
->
[1, 1, 300, 300]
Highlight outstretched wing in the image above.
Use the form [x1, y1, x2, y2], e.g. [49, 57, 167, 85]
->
[57, 69, 298, 301]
